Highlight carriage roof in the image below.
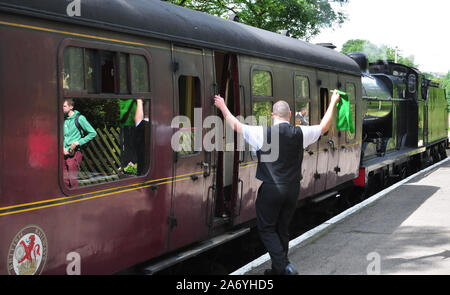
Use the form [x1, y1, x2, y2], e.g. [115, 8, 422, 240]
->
[0, 0, 361, 75]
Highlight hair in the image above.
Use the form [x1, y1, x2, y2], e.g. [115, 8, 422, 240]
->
[64, 98, 74, 107]
[272, 100, 290, 120]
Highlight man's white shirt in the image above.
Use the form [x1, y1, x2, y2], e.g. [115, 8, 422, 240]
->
[242, 121, 321, 151]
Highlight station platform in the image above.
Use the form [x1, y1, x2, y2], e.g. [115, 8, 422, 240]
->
[232, 156, 450, 275]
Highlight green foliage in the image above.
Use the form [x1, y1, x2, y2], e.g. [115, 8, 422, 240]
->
[252, 70, 272, 97]
[74, 98, 120, 130]
[341, 39, 417, 68]
[167, 0, 349, 40]
[253, 101, 272, 126]
[124, 162, 137, 175]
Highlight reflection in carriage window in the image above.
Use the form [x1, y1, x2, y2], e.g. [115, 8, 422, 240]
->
[61, 46, 151, 188]
[119, 53, 130, 94]
[253, 101, 273, 126]
[131, 55, 150, 92]
[178, 75, 201, 155]
[295, 102, 310, 126]
[252, 70, 272, 97]
[62, 47, 84, 90]
[295, 75, 309, 99]
[295, 75, 310, 126]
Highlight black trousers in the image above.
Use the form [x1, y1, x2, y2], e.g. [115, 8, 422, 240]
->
[255, 181, 300, 273]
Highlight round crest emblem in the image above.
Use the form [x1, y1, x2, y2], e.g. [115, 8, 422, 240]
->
[7, 225, 48, 275]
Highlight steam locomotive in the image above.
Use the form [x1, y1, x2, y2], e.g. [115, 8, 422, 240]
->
[0, 0, 447, 275]
[349, 52, 448, 193]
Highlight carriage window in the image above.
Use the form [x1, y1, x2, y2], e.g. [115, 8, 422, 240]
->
[295, 102, 310, 126]
[346, 83, 356, 141]
[131, 55, 150, 92]
[295, 75, 310, 99]
[252, 70, 272, 97]
[320, 88, 329, 119]
[85, 49, 97, 93]
[119, 53, 130, 94]
[295, 75, 310, 126]
[63, 46, 150, 94]
[99, 51, 115, 93]
[61, 45, 151, 189]
[177, 75, 201, 155]
[63, 47, 84, 90]
[253, 101, 273, 126]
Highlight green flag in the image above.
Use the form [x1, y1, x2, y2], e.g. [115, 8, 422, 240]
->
[335, 90, 355, 134]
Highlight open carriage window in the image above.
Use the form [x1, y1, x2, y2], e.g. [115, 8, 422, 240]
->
[176, 75, 201, 156]
[61, 44, 151, 189]
[345, 83, 356, 142]
[295, 75, 310, 126]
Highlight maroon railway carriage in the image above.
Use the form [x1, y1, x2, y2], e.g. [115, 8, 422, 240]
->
[0, 0, 363, 274]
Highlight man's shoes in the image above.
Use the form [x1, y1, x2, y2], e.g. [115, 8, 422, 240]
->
[284, 264, 298, 275]
[264, 264, 298, 275]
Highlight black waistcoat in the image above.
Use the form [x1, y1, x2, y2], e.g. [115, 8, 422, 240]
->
[256, 123, 304, 184]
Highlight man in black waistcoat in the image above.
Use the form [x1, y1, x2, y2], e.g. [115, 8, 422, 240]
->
[214, 91, 340, 275]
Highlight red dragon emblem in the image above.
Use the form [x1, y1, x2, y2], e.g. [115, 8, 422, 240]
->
[17, 235, 41, 264]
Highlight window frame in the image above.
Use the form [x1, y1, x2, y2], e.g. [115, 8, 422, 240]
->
[58, 39, 153, 195]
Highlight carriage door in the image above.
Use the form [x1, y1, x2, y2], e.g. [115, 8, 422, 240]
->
[315, 71, 340, 192]
[169, 45, 212, 250]
[294, 72, 317, 199]
[337, 80, 359, 184]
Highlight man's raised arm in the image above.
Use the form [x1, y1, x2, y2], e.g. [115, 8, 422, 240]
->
[214, 94, 244, 134]
[319, 90, 341, 135]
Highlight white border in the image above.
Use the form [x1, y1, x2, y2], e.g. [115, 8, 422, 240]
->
[230, 156, 450, 275]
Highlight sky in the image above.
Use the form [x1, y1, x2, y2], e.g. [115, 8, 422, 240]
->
[309, 0, 450, 74]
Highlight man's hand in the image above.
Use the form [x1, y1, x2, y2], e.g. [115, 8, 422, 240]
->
[319, 90, 341, 135]
[214, 95, 226, 111]
[213, 94, 244, 134]
[330, 89, 341, 104]
[63, 148, 69, 156]
[70, 141, 79, 151]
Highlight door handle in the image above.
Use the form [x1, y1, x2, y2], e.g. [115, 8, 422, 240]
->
[327, 139, 335, 150]
[198, 162, 209, 169]
[198, 161, 211, 177]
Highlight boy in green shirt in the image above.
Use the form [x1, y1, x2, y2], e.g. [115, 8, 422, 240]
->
[63, 99, 97, 188]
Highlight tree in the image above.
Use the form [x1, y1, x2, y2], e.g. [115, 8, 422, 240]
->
[341, 39, 417, 68]
[166, 0, 349, 40]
